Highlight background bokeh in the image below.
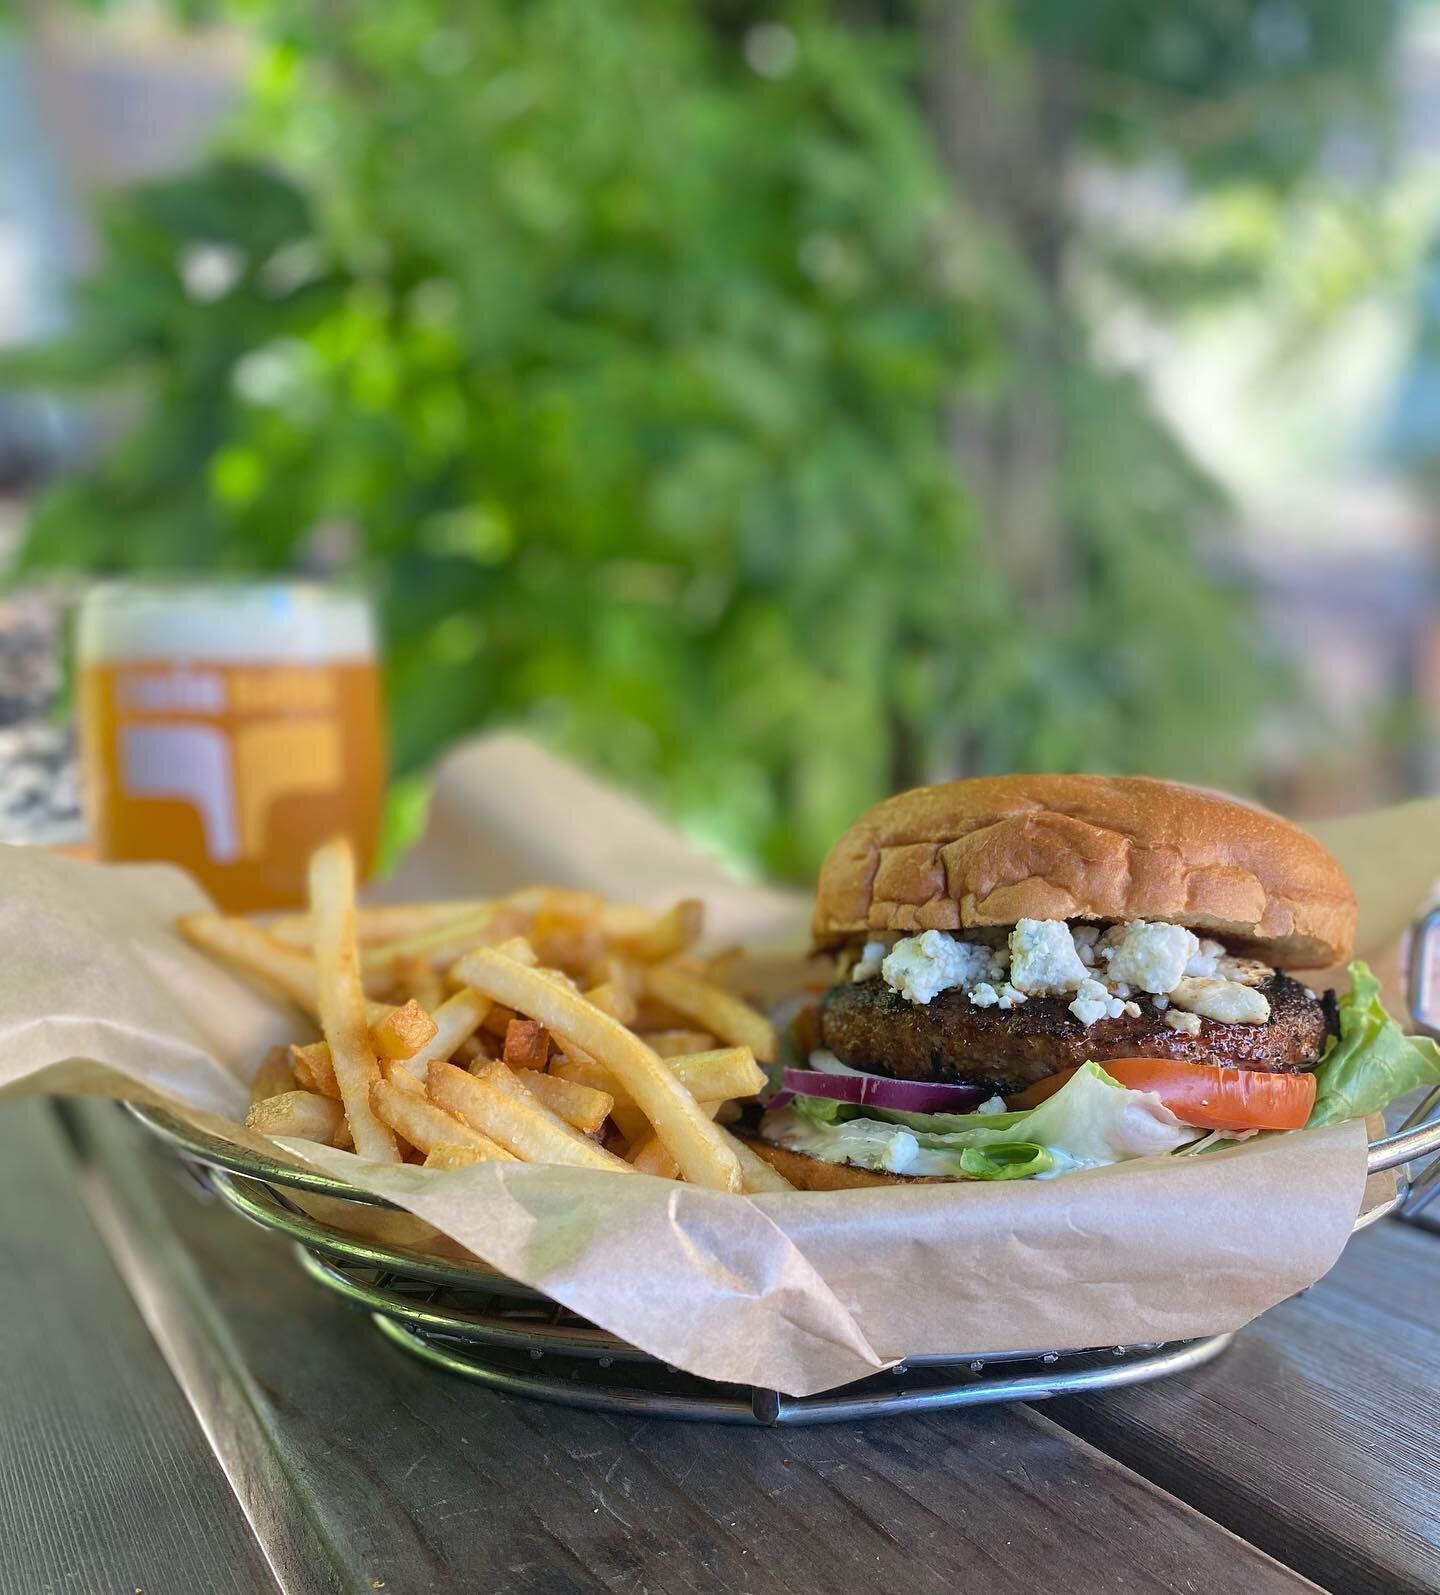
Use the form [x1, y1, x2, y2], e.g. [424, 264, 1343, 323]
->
[2, 0, 1439, 877]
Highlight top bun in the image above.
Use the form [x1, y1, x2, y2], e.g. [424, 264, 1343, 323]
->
[812, 775, 1355, 969]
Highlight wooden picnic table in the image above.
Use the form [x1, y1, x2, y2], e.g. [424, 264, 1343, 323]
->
[2, 1094, 1436, 1595]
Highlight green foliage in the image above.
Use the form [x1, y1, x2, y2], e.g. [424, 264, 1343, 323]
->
[9, 0, 1388, 876]
[1013, 0, 1399, 187]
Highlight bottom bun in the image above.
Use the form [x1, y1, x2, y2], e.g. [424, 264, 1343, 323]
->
[735, 1134, 962, 1190]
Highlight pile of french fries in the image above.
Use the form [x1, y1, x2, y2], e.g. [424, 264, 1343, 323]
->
[180, 838, 791, 1193]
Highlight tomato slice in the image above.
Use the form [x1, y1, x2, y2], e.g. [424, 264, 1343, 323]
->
[1007, 1058, 1316, 1132]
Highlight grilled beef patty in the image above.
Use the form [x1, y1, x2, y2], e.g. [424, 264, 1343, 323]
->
[817, 973, 1332, 1094]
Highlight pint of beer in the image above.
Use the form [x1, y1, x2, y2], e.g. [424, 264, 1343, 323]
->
[78, 581, 385, 912]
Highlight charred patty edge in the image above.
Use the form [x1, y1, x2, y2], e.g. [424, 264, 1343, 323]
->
[816, 972, 1334, 1095]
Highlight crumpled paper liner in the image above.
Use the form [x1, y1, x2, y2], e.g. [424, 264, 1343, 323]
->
[1, 734, 1425, 1396]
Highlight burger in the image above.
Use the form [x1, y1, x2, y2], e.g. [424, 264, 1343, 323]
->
[743, 774, 1440, 1189]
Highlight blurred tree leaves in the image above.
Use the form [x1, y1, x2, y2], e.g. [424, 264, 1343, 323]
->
[6, 0, 1397, 876]
[1010, 0, 1398, 186]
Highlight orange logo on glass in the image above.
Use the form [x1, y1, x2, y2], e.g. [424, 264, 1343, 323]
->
[78, 581, 384, 912]
[113, 665, 343, 862]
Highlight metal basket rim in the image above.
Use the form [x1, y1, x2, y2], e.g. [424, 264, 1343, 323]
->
[128, 1088, 1439, 1201]
[126, 1101, 405, 1206]
[129, 1085, 1440, 1310]
[205, 1162, 536, 1295]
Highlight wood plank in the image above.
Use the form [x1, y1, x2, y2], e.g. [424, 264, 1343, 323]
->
[1047, 1218, 1440, 1595]
[0, 1099, 276, 1595]
[82, 1101, 1319, 1595]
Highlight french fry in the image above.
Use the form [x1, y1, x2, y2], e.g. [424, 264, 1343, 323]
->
[630, 1136, 681, 1178]
[518, 1069, 613, 1134]
[701, 946, 743, 988]
[477, 1060, 603, 1147]
[453, 950, 741, 1191]
[583, 952, 647, 997]
[310, 839, 398, 1163]
[371, 1078, 514, 1159]
[643, 965, 777, 1062]
[204, 857, 778, 1193]
[454, 1036, 489, 1066]
[510, 889, 605, 967]
[391, 953, 444, 1014]
[290, 1041, 340, 1100]
[632, 997, 694, 1032]
[552, 1046, 764, 1111]
[180, 915, 324, 1015]
[609, 1100, 649, 1147]
[379, 1056, 426, 1094]
[427, 1060, 634, 1173]
[594, 902, 664, 940]
[360, 902, 523, 979]
[250, 1045, 295, 1104]
[504, 886, 607, 920]
[722, 1128, 796, 1193]
[583, 980, 637, 1027]
[180, 913, 404, 1032]
[503, 1017, 551, 1071]
[667, 1047, 767, 1102]
[658, 954, 708, 979]
[627, 1096, 731, 1178]
[611, 899, 703, 963]
[547, 1053, 616, 1096]
[245, 1089, 345, 1145]
[544, 972, 596, 1068]
[368, 998, 439, 1061]
[491, 936, 539, 966]
[638, 1029, 718, 1058]
[265, 910, 322, 949]
[481, 1004, 517, 1040]
[399, 987, 493, 1078]
[296, 987, 493, 1096]
[529, 913, 605, 972]
[424, 1143, 486, 1170]
[267, 899, 493, 950]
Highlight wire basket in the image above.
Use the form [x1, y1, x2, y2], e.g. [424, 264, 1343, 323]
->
[126, 910, 1440, 1426]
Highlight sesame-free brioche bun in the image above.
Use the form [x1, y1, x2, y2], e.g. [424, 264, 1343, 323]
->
[735, 1135, 960, 1189]
[812, 774, 1355, 970]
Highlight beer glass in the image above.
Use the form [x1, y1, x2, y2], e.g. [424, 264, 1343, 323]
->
[77, 580, 385, 911]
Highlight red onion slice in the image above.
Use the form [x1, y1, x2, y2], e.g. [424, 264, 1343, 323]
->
[776, 1066, 988, 1116]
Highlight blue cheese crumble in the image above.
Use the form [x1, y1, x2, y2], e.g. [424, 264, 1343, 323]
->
[1102, 920, 1199, 994]
[1008, 918, 1091, 996]
[880, 931, 1005, 1006]
[869, 918, 1272, 1028]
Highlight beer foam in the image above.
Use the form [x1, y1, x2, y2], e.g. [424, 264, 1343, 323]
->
[78, 581, 375, 664]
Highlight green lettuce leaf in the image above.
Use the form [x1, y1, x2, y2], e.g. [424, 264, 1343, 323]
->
[957, 1142, 1055, 1179]
[775, 1062, 1199, 1179]
[857, 1102, 1033, 1135]
[790, 1090, 1036, 1138]
[1308, 961, 1440, 1126]
[791, 1092, 846, 1128]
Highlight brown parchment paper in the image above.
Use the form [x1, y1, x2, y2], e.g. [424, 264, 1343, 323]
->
[2, 734, 1429, 1397]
